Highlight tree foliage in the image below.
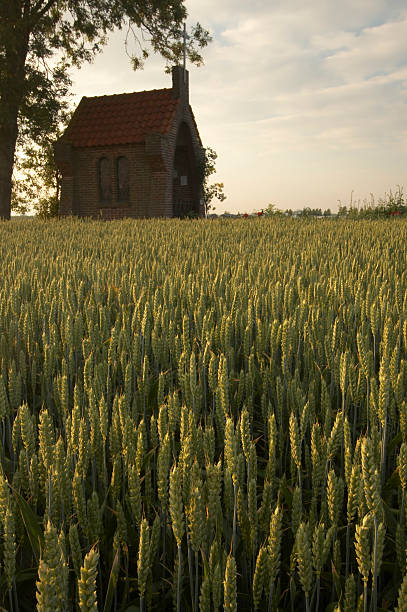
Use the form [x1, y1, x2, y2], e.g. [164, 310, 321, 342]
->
[263, 202, 283, 216]
[12, 129, 64, 217]
[199, 146, 226, 216]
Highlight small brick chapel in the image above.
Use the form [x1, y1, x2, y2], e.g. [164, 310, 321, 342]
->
[54, 66, 205, 219]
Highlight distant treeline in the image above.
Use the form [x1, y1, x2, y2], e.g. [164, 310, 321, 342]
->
[210, 186, 406, 219]
[335, 186, 406, 219]
[285, 207, 332, 217]
[285, 186, 406, 219]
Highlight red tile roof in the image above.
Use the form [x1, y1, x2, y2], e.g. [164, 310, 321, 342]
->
[62, 88, 179, 147]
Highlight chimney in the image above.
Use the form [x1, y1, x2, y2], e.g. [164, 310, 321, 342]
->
[172, 65, 189, 103]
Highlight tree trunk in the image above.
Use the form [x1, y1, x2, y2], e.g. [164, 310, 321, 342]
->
[0, 5, 30, 219]
[0, 120, 18, 220]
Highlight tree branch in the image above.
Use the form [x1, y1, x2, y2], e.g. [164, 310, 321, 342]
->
[30, 0, 58, 23]
[22, 0, 31, 20]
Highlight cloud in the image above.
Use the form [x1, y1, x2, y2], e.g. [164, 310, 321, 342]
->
[189, 3, 407, 154]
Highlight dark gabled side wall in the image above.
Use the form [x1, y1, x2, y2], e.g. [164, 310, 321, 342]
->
[165, 98, 205, 218]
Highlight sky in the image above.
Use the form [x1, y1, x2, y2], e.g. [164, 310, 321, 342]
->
[68, 0, 407, 214]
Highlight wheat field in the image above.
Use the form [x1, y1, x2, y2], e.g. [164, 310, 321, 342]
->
[1, 216, 407, 611]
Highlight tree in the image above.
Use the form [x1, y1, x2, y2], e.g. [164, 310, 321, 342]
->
[263, 202, 282, 216]
[12, 105, 74, 216]
[12, 127, 63, 217]
[0, 1, 211, 219]
[199, 146, 226, 216]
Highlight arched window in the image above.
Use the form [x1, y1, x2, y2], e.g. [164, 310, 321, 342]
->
[116, 156, 129, 201]
[98, 158, 112, 202]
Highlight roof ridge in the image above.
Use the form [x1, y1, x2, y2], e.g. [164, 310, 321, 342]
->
[82, 87, 172, 101]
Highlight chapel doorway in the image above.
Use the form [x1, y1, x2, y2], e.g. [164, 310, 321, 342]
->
[172, 122, 200, 218]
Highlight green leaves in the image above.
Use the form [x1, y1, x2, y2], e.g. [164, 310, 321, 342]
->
[102, 547, 120, 612]
[198, 146, 226, 214]
[13, 487, 44, 564]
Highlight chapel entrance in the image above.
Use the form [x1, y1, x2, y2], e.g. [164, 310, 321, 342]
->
[172, 122, 200, 218]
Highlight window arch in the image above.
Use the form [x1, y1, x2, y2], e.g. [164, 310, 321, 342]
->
[98, 158, 112, 202]
[116, 156, 129, 201]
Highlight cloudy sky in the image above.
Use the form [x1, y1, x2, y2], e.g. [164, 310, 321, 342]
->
[70, 0, 407, 213]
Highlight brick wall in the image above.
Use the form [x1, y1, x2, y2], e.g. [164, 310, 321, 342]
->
[71, 143, 149, 218]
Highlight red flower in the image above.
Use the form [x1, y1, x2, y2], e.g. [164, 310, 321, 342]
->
[243, 213, 249, 218]
[257, 211, 263, 216]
